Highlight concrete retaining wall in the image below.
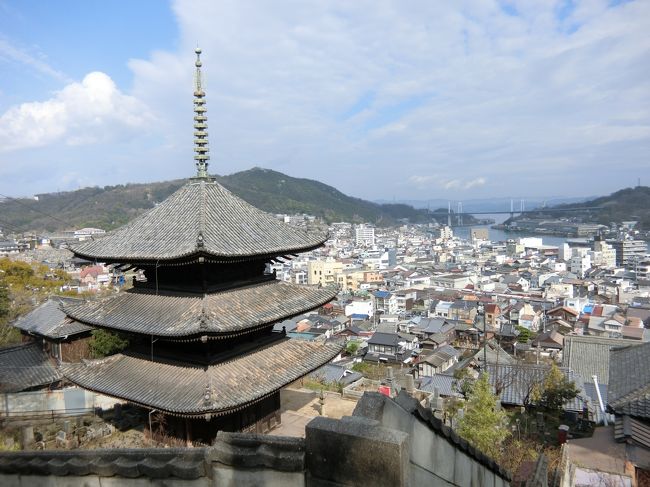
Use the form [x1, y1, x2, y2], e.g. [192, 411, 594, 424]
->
[0, 391, 514, 487]
[1, 388, 123, 418]
[342, 378, 380, 400]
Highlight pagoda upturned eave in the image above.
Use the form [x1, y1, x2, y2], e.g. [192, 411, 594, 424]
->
[62, 338, 343, 417]
[71, 180, 328, 263]
[62, 281, 338, 339]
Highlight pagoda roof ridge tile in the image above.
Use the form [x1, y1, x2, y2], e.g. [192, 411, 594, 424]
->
[72, 180, 327, 262]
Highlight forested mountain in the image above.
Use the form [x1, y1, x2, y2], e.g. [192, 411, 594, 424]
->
[0, 168, 467, 233]
[544, 186, 650, 229]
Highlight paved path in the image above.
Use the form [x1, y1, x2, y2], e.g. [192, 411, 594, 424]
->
[270, 388, 357, 438]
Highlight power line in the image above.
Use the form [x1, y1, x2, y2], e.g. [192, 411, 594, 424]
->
[0, 192, 70, 227]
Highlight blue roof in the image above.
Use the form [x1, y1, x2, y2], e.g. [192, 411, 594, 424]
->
[583, 305, 594, 314]
[351, 313, 369, 319]
[373, 291, 392, 299]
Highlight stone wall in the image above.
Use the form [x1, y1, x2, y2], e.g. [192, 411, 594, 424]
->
[0, 391, 512, 487]
[1, 387, 122, 418]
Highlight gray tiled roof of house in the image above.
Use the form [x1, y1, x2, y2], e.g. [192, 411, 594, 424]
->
[485, 363, 590, 413]
[421, 345, 459, 368]
[12, 297, 91, 339]
[63, 338, 342, 415]
[417, 317, 448, 334]
[0, 343, 62, 393]
[64, 281, 336, 338]
[72, 180, 328, 262]
[418, 374, 462, 397]
[367, 332, 400, 347]
[474, 340, 516, 365]
[562, 335, 641, 386]
[608, 341, 650, 419]
[309, 363, 362, 386]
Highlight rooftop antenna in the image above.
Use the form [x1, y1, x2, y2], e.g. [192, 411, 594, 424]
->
[193, 47, 210, 178]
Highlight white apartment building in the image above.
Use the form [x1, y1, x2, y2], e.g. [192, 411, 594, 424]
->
[559, 243, 572, 261]
[439, 226, 453, 241]
[294, 271, 307, 285]
[570, 248, 591, 278]
[355, 224, 375, 247]
[592, 239, 616, 268]
[74, 227, 106, 241]
[638, 259, 650, 280]
[362, 250, 391, 270]
[430, 273, 472, 290]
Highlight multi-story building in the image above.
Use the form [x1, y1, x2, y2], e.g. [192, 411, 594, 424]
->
[73, 227, 106, 241]
[335, 269, 366, 292]
[394, 289, 418, 313]
[570, 248, 591, 278]
[355, 224, 375, 247]
[439, 226, 453, 241]
[591, 238, 616, 268]
[608, 239, 647, 268]
[430, 273, 472, 290]
[638, 259, 650, 280]
[373, 290, 398, 315]
[308, 258, 344, 287]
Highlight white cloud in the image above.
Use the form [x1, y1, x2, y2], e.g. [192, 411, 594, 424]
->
[409, 175, 435, 186]
[464, 177, 486, 189]
[1, 0, 649, 200]
[0, 72, 154, 152]
[444, 180, 461, 190]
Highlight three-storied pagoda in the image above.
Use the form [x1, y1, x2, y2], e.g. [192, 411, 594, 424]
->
[62, 49, 341, 441]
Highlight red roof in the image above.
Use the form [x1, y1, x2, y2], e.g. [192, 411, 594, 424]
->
[548, 306, 579, 317]
[80, 265, 104, 279]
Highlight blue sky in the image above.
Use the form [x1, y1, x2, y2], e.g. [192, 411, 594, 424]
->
[0, 0, 648, 201]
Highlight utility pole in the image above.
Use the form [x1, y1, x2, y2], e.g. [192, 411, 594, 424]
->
[477, 302, 486, 366]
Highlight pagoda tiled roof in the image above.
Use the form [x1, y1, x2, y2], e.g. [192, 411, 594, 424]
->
[63, 280, 336, 338]
[62, 338, 343, 416]
[72, 179, 328, 262]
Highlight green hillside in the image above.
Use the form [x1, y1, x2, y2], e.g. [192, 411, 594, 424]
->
[0, 167, 461, 233]
[218, 168, 381, 223]
[547, 186, 650, 229]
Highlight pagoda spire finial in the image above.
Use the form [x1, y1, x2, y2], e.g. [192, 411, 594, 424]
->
[193, 47, 210, 178]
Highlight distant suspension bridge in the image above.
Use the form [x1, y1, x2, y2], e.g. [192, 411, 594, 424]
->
[439, 200, 603, 226]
